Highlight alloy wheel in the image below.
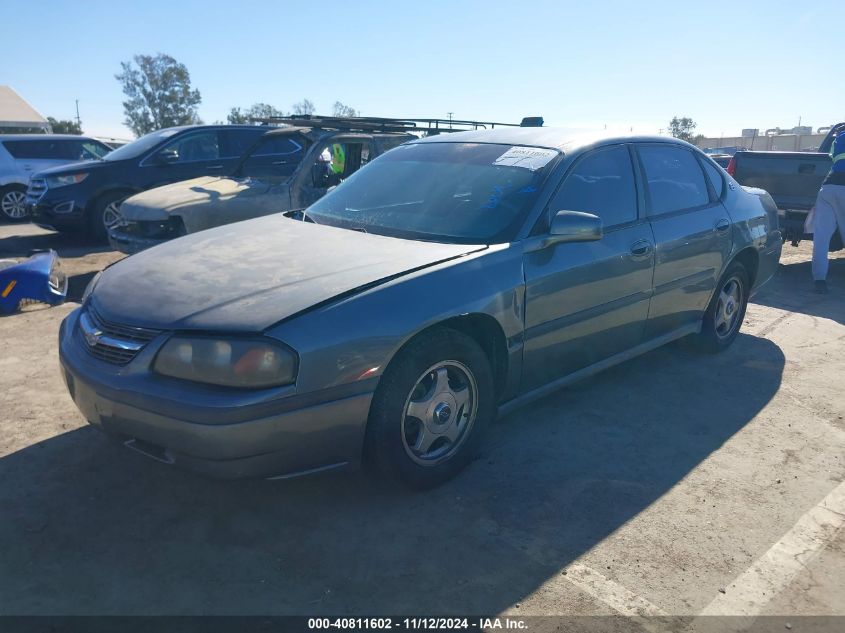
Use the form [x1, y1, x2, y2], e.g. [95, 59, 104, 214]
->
[102, 201, 123, 230]
[401, 360, 478, 466]
[1, 190, 27, 220]
[714, 276, 743, 339]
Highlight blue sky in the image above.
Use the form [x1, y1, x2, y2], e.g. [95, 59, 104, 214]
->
[2, 0, 841, 139]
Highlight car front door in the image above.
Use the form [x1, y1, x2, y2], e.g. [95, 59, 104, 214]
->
[142, 130, 227, 187]
[635, 143, 733, 338]
[521, 144, 656, 392]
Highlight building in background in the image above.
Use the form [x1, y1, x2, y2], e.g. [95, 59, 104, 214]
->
[697, 124, 837, 153]
[0, 86, 51, 134]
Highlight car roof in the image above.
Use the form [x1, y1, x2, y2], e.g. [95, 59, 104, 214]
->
[410, 127, 696, 154]
[260, 126, 414, 139]
[0, 134, 103, 141]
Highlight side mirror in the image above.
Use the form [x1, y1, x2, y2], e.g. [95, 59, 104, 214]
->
[527, 210, 603, 252]
[155, 149, 179, 164]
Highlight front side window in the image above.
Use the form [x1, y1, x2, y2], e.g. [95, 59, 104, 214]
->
[550, 145, 637, 228]
[102, 128, 180, 161]
[307, 142, 558, 243]
[159, 131, 220, 163]
[639, 145, 710, 215]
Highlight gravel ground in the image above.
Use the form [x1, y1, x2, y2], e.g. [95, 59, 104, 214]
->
[1, 222, 843, 619]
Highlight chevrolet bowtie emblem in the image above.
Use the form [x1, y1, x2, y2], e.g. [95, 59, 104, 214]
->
[84, 326, 103, 347]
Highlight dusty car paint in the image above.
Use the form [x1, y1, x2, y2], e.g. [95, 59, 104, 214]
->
[111, 128, 413, 253]
[59, 129, 782, 481]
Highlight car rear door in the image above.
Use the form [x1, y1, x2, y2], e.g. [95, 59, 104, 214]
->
[635, 143, 732, 338]
[521, 144, 655, 391]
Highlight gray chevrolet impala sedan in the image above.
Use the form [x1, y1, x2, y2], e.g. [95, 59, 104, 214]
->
[59, 128, 782, 488]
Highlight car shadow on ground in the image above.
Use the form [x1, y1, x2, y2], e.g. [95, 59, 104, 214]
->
[0, 333, 784, 615]
[0, 225, 109, 259]
[753, 258, 845, 325]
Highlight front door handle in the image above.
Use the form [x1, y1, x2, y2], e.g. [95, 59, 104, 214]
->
[630, 240, 653, 258]
[715, 218, 731, 233]
[206, 164, 224, 170]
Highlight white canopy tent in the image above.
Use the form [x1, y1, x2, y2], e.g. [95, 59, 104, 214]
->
[0, 85, 51, 133]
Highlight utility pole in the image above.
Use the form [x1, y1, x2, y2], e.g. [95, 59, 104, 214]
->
[75, 100, 81, 128]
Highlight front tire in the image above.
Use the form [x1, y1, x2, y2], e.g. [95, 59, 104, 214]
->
[365, 328, 495, 489]
[88, 191, 129, 242]
[693, 262, 749, 353]
[0, 185, 28, 221]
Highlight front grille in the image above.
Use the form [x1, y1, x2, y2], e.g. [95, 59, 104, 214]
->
[80, 306, 162, 365]
[26, 178, 47, 205]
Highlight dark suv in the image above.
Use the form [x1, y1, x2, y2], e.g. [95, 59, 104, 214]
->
[27, 125, 269, 240]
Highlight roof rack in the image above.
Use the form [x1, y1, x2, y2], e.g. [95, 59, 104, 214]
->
[250, 115, 543, 134]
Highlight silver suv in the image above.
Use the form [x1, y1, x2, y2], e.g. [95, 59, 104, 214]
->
[0, 135, 111, 221]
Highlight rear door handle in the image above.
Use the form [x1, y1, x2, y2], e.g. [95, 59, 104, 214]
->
[798, 163, 816, 174]
[630, 240, 653, 258]
[206, 164, 224, 170]
[715, 218, 731, 233]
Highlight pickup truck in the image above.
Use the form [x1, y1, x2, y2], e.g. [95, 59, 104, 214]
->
[728, 122, 844, 250]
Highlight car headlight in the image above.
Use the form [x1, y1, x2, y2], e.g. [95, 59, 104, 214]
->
[46, 173, 88, 188]
[81, 272, 101, 304]
[154, 336, 298, 388]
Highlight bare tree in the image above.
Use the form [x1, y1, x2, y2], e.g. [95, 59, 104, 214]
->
[332, 101, 358, 118]
[291, 99, 315, 116]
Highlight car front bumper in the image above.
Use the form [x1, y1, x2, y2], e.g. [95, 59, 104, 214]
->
[59, 309, 374, 479]
[108, 226, 168, 255]
[29, 201, 86, 231]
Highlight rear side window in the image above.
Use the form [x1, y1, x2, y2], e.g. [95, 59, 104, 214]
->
[2, 139, 109, 160]
[550, 145, 638, 228]
[639, 145, 710, 215]
[699, 157, 725, 199]
[220, 128, 266, 158]
[252, 136, 304, 157]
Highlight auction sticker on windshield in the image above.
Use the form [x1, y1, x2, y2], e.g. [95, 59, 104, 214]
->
[493, 146, 558, 171]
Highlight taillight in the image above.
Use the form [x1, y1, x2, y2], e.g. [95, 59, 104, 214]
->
[726, 157, 736, 176]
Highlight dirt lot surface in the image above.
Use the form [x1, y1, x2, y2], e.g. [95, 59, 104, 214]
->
[1, 222, 843, 619]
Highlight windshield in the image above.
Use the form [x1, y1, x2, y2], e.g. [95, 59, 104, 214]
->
[307, 142, 558, 243]
[102, 128, 181, 161]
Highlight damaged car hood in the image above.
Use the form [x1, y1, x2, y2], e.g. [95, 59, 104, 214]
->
[120, 176, 252, 221]
[91, 215, 486, 331]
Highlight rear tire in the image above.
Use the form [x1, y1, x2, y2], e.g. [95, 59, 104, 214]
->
[0, 185, 28, 222]
[364, 328, 495, 489]
[692, 262, 749, 353]
[88, 191, 129, 243]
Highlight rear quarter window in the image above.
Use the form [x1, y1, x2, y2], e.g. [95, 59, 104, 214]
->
[699, 156, 725, 199]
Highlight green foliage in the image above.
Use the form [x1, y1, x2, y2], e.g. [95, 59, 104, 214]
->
[116, 53, 202, 136]
[669, 116, 697, 143]
[47, 117, 83, 134]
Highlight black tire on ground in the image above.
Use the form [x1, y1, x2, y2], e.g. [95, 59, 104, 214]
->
[0, 185, 29, 222]
[364, 327, 495, 489]
[88, 191, 129, 242]
[692, 262, 750, 354]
